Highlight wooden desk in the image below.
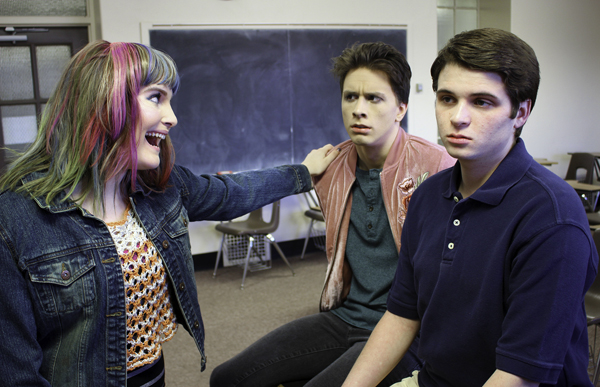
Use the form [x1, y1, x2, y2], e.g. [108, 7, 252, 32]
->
[534, 158, 558, 166]
[566, 180, 600, 212]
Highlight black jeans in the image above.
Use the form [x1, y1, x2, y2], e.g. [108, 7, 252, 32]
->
[210, 312, 422, 387]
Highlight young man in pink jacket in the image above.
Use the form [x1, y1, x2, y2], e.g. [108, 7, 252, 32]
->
[211, 42, 455, 387]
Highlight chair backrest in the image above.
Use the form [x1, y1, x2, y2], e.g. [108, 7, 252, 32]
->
[245, 200, 280, 232]
[303, 189, 321, 211]
[566, 153, 596, 184]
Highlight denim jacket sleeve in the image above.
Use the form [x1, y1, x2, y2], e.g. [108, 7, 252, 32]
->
[170, 163, 312, 221]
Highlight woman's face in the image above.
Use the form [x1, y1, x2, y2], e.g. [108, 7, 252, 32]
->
[135, 83, 177, 170]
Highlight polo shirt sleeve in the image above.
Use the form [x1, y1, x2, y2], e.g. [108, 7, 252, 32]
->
[496, 223, 594, 383]
[387, 202, 420, 321]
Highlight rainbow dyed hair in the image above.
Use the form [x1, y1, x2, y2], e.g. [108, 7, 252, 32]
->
[0, 40, 179, 209]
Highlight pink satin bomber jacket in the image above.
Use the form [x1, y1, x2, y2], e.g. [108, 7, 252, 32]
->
[313, 129, 455, 312]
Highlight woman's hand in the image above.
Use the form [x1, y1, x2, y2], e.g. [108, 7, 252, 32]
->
[301, 144, 341, 176]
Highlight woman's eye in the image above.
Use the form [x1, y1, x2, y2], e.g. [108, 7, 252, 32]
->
[148, 93, 161, 104]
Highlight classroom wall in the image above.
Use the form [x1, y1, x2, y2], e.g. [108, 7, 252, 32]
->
[97, 0, 600, 255]
[479, 0, 510, 31]
[512, 0, 600, 177]
[98, 0, 440, 255]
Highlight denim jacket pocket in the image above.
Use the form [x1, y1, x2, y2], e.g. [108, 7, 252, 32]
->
[162, 205, 190, 239]
[160, 206, 193, 273]
[27, 251, 96, 315]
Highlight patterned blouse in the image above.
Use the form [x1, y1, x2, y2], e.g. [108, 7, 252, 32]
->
[106, 207, 178, 371]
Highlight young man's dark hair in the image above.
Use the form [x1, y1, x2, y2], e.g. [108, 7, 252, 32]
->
[332, 42, 412, 105]
[431, 28, 540, 136]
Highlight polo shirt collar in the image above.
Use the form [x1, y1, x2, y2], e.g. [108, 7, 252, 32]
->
[443, 138, 533, 206]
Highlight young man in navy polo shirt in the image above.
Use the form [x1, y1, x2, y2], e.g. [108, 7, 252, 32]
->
[342, 28, 598, 387]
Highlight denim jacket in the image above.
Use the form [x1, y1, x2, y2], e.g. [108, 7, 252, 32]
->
[0, 163, 311, 386]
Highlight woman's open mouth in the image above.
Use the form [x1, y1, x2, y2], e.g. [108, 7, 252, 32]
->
[145, 132, 166, 148]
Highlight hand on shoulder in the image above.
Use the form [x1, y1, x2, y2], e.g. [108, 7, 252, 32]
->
[302, 144, 341, 176]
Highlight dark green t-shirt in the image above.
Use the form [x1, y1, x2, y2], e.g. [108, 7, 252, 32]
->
[331, 166, 399, 330]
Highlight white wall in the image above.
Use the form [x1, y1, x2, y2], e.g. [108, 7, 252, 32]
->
[512, 0, 600, 178]
[479, 0, 510, 31]
[97, 0, 600, 254]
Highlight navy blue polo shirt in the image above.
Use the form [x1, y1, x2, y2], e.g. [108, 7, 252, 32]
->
[388, 139, 597, 386]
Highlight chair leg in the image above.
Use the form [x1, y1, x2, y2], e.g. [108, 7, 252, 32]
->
[250, 244, 267, 265]
[300, 220, 315, 260]
[592, 324, 600, 385]
[592, 353, 600, 386]
[240, 236, 254, 289]
[592, 354, 600, 386]
[213, 234, 226, 278]
[266, 234, 294, 275]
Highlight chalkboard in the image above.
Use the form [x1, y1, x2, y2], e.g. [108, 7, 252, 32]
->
[150, 28, 407, 174]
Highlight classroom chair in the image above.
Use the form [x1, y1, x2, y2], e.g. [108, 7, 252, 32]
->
[566, 153, 596, 185]
[212, 201, 294, 289]
[586, 229, 600, 384]
[300, 190, 325, 260]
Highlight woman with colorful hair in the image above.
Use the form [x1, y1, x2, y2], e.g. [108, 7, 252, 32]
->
[0, 40, 337, 386]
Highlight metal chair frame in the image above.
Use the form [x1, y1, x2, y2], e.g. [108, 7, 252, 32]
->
[587, 229, 600, 384]
[212, 201, 294, 289]
[300, 190, 325, 260]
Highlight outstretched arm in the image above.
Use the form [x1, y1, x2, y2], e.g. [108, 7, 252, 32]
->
[342, 311, 420, 387]
[301, 144, 340, 176]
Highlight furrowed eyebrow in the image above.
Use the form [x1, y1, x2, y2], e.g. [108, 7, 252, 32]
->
[342, 90, 386, 98]
[365, 92, 385, 98]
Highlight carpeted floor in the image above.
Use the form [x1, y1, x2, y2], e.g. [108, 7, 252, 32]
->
[162, 250, 600, 386]
[162, 251, 328, 386]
